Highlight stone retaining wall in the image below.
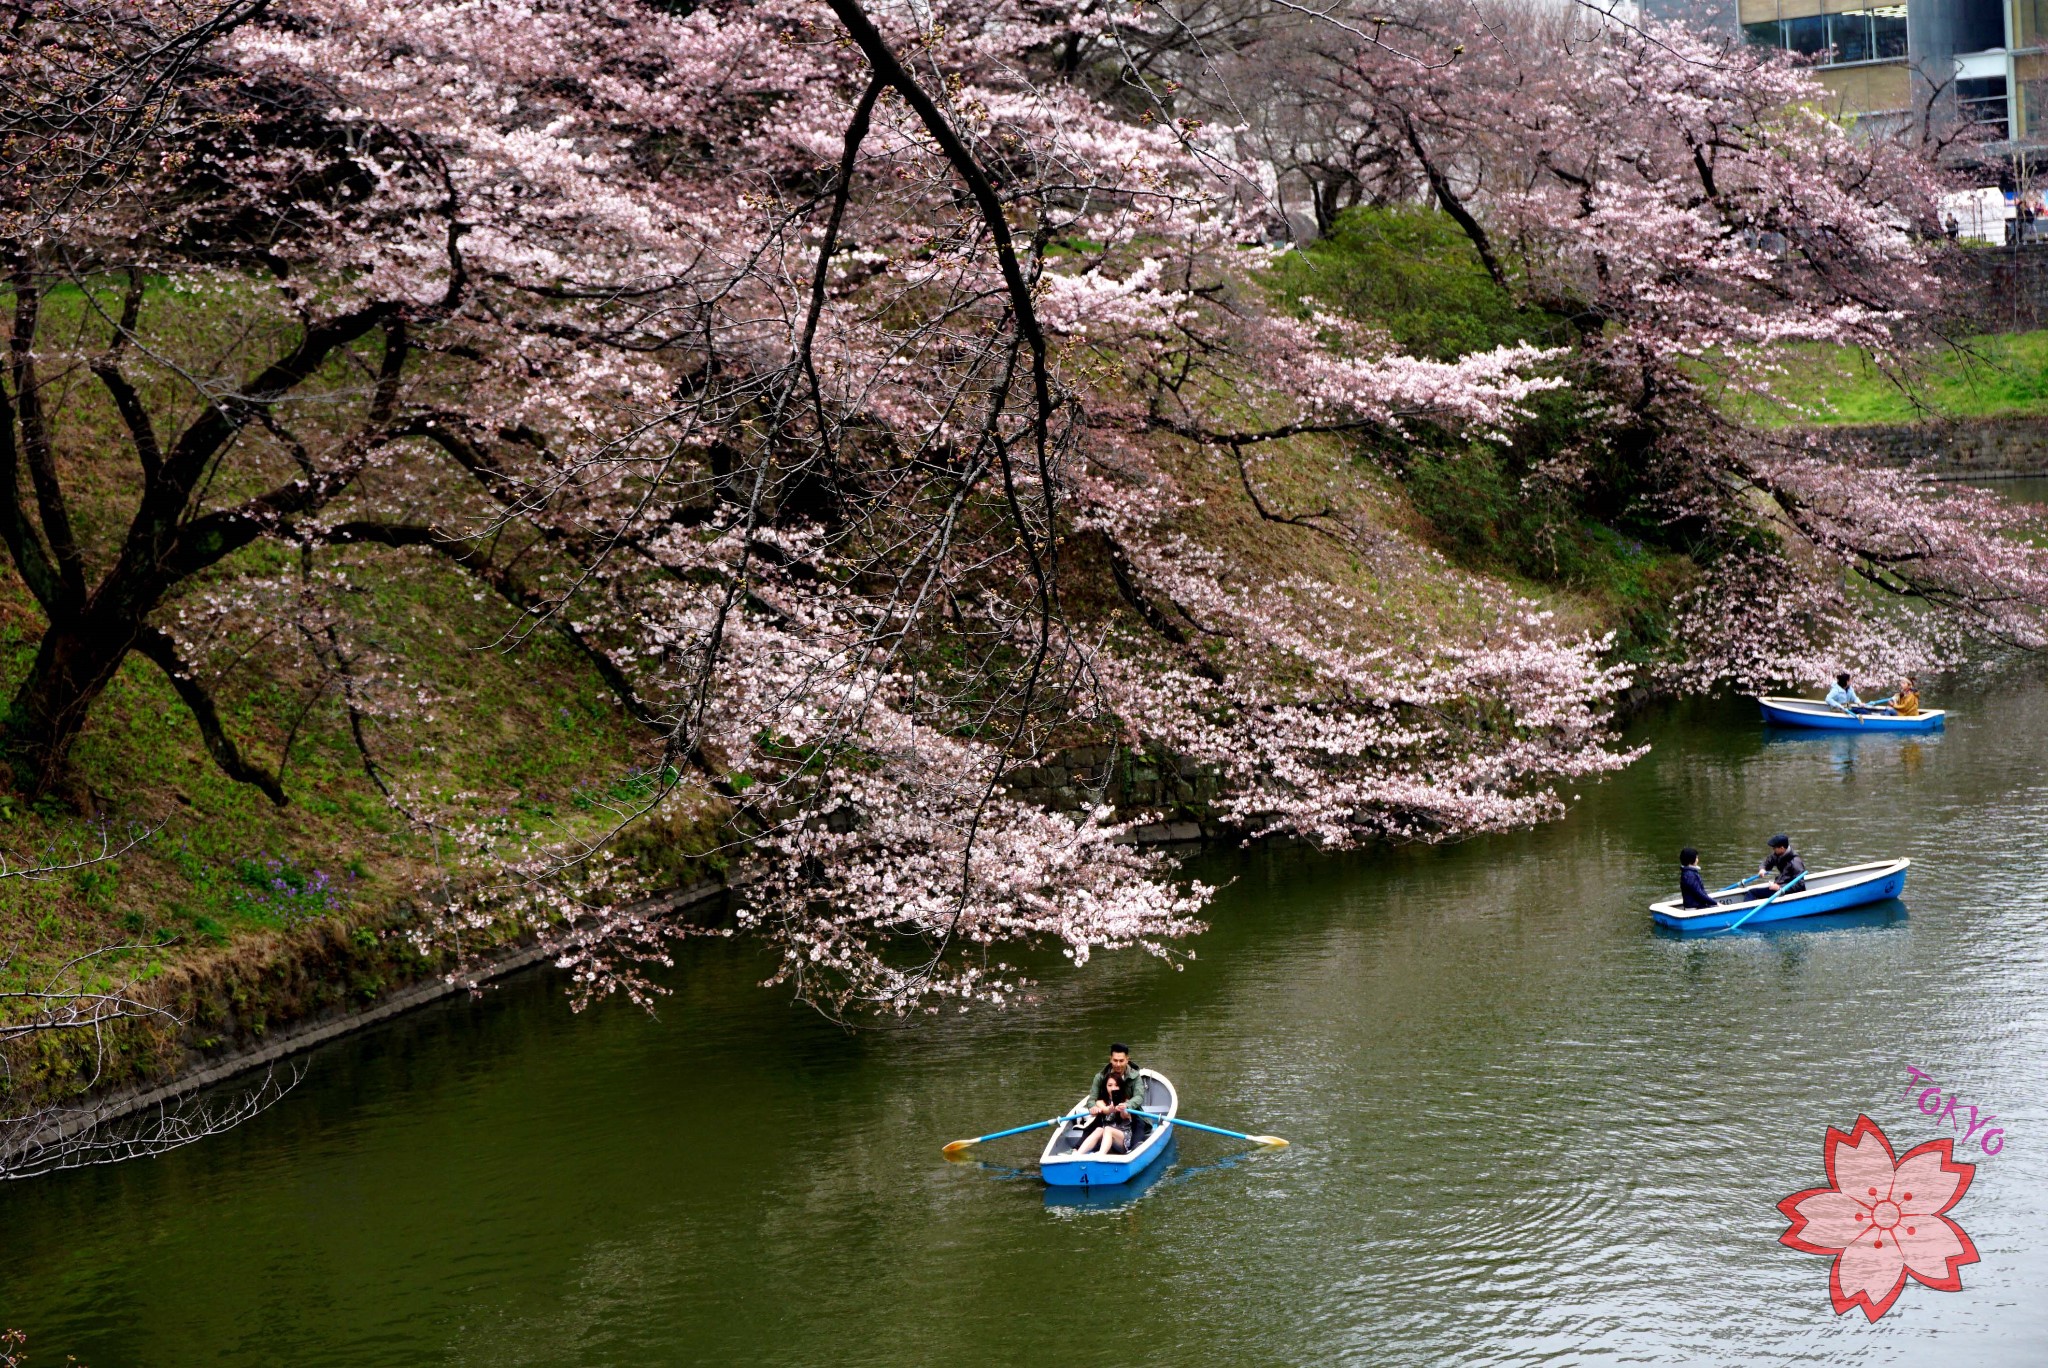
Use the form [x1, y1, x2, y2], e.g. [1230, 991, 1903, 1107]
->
[1803, 416, 2048, 480]
[1002, 746, 1225, 841]
[0, 879, 734, 1168]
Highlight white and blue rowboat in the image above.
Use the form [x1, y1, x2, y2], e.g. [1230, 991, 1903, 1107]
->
[1039, 1068, 1178, 1187]
[1758, 696, 1945, 732]
[1651, 858, 1910, 932]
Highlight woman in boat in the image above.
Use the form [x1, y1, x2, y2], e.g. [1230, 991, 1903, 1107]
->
[1889, 676, 1921, 717]
[1823, 672, 1862, 711]
[1075, 1044, 1146, 1156]
[1758, 834, 1807, 894]
[1678, 848, 1718, 909]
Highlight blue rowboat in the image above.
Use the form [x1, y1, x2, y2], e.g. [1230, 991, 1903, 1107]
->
[1650, 858, 1910, 932]
[1042, 1137, 1179, 1209]
[1039, 1069, 1178, 1187]
[1758, 696, 1945, 732]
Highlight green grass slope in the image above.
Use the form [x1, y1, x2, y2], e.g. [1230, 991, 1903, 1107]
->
[1723, 331, 2048, 427]
[1264, 207, 1699, 660]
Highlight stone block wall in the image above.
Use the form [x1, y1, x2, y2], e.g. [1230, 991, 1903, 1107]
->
[1002, 746, 1224, 842]
[1807, 416, 2048, 480]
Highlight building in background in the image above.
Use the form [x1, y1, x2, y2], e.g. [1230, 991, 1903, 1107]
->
[1639, 0, 1739, 27]
[1739, 1, 2048, 153]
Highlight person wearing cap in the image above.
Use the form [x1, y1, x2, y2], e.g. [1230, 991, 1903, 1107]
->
[1758, 834, 1806, 894]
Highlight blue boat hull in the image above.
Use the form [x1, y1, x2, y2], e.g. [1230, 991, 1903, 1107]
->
[1039, 1129, 1174, 1186]
[1043, 1136, 1180, 1207]
[1039, 1068, 1179, 1186]
[1757, 697, 1944, 732]
[1650, 860, 1908, 932]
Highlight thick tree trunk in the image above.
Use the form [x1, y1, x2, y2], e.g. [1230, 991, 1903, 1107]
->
[0, 270, 389, 800]
[2, 613, 287, 804]
[2, 616, 138, 797]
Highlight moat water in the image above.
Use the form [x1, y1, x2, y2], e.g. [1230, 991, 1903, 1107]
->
[4, 682, 2047, 1366]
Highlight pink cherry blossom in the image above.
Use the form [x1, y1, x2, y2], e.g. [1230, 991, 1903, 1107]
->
[1777, 1115, 1979, 1322]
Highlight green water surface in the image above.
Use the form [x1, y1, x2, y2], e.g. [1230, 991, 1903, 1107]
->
[3, 683, 2046, 1367]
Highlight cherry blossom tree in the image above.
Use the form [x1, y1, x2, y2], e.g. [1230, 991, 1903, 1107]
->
[1211, 2, 2048, 687]
[11, 0, 2032, 1022]
[0, 0, 264, 239]
[0, 0, 1638, 1012]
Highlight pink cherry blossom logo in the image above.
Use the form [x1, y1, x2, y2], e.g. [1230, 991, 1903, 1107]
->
[1777, 1115, 1979, 1321]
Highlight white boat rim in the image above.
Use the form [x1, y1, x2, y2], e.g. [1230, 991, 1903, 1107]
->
[1757, 696, 1946, 721]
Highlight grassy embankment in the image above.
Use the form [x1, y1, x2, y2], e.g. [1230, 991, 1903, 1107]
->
[1715, 330, 2048, 428]
[0, 280, 720, 1111]
[1261, 207, 1699, 663]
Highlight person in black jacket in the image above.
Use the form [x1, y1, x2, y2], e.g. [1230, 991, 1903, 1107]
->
[1758, 834, 1807, 893]
[1679, 848, 1718, 909]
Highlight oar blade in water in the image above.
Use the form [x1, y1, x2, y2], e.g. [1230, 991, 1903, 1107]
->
[942, 1116, 1064, 1155]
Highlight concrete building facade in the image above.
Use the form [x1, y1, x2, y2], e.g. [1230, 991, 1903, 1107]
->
[1739, 1, 2048, 151]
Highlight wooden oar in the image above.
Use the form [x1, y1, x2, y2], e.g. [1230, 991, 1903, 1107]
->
[1137, 1110, 1288, 1147]
[1712, 873, 1763, 894]
[1722, 870, 1806, 934]
[943, 1116, 1069, 1155]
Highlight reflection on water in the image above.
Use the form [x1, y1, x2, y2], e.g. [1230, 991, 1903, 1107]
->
[1749, 899, 1910, 938]
[1991, 476, 2048, 506]
[3, 675, 2048, 1366]
[1762, 721, 1948, 785]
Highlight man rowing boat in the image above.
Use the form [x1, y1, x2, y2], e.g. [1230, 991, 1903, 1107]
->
[1074, 1043, 1147, 1156]
[1758, 834, 1806, 894]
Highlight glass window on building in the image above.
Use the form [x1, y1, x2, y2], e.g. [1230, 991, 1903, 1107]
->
[2024, 76, 2048, 138]
[1958, 76, 2011, 134]
[1955, 0, 2005, 53]
[1783, 14, 1829, 57]
[1741, 5, 1909, 65]
[1871, 6, 1908, 58]
[2019, 1, 2048, 49]
[1830, 10, 1874, 62]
